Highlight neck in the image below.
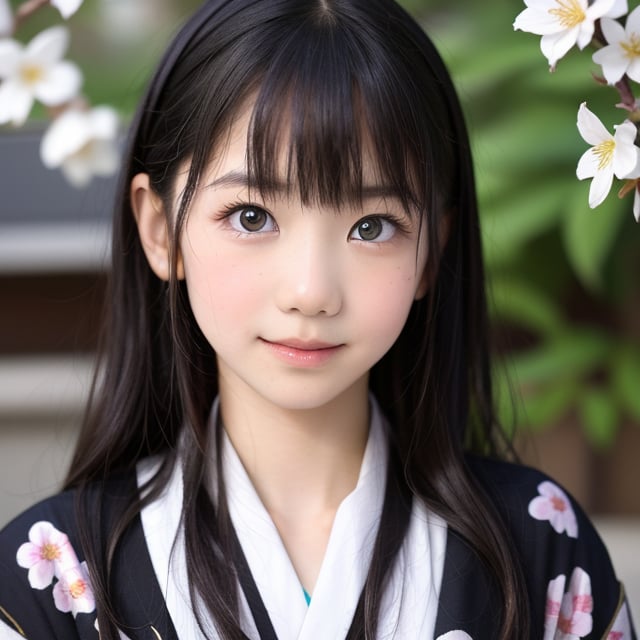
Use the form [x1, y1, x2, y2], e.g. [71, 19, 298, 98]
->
[218, 379, 370, 518]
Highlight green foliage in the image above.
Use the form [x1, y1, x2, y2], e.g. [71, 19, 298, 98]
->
[425, 2, 640, 447]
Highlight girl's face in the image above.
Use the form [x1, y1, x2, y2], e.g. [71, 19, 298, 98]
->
[173, 107, 430, 413]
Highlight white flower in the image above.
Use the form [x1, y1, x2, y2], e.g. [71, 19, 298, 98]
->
[0, 0, 12, 37]
[41, 106, 120, 188]
[51, 0, 84, 20]
[633, 184, 640, 222]
[513, 0, 623, 69]
[593, 6, 640, 84]
[0, 26, 82, 126]
[576, 102, 640, 208]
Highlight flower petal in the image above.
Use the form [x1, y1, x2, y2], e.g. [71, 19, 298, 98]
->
[612, 121, 640, 177]
[529, 495, 555, 520]
[87, 106, 119, 139]
[576, 21, 596, 49]
[62, 157, 93, 188]
[620, 148, 640, 179]
[541, 28, 579, 67]
[589, 164, 615, 207]
[28, 559, 56, 589]
[40, 106, 120, 187]
[626, 5, 640, 34]
[577, 148, 600, 179]
[0, 0, 12, 36]
[51, 0, 84, 19]
[599, 16, 626, 44]
[606, 0, 629, 19]
[86, 139, 120, 174]
[41, 110, 90, 167]
[514, 7, 566, 35]
[0, 39, 21, 78]
[16, 542, 41, 569]
[33, 60, 82, 106]
[24, 26, 69, 66]
[593, 46, 630, 85]
[577, 103, 610, 145]
[586, 0, 616, 20]
[0, 80, 33, 125]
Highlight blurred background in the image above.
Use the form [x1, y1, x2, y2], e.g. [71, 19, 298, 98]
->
[1, 0, 638, 610]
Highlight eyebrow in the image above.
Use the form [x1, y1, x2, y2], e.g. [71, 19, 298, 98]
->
[205, 170, 401, 200]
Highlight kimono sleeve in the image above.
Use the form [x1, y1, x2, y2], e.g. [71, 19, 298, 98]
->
[469, 456, 637, 640]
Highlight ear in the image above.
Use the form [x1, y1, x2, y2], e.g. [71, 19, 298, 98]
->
[130, 173, 184, 281]
[414, 212, 452, 301]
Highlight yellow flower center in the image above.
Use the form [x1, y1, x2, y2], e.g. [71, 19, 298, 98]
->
[593, 139, 615, 170]
[20, 63, 43, 86]
[622, 34, 640, 59]
[69, 578, 87, 599]
[40, 543, 61, 561]
[548, 0, 586, 28]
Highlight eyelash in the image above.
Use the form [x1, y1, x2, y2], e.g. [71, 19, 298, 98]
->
[218, 202, 411, 242]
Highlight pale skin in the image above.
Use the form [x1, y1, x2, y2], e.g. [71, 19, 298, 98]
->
[131, 105, 432, 594]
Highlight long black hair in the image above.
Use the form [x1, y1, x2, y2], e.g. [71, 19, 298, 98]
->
[65, 0, 530, 637]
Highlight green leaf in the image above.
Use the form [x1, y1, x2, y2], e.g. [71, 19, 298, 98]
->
[488, 276, 565, 337]
[481, 180, 568, 266]
[562, 184, 628, 292]
[578, 388, 619, 449]
[504, 330, 611, 386]
[519, 382, 578, 430]
[493, 360, 578, 431]
[611, 345, 640, 422]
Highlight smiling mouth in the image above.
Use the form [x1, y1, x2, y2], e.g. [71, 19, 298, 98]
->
[260, 338, 343, 367]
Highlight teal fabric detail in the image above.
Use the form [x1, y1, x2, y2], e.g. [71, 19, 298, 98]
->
[303, 587, 311, 606]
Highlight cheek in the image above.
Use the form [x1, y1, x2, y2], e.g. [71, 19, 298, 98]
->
[181, 243, 262, 341]
[356, 263, 422, 346]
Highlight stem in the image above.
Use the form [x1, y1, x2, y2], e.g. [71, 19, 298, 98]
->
[12, 0, 50, 35]
[615, 76, 637, 110]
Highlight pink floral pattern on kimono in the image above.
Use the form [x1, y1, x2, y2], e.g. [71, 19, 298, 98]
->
[53, 561, 95, 617]
[15, 520, 96, 618]
[529, 481, 578, 538]
[544, 567, 593, 640]
[16, 520, 77, 589]
[608, 602, 633, 639]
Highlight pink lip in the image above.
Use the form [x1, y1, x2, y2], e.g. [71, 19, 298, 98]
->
[260, 338, 343, 367]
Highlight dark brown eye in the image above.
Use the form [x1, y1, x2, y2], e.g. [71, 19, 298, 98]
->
[239, 207, 268, 231]
[228, 206, 276, 233]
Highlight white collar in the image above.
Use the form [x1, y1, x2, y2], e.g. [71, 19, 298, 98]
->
[217, 395, 388, 640]
[137, 396, 446, 639]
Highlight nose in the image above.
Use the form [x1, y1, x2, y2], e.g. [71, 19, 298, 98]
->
[275, 229, 343, 317]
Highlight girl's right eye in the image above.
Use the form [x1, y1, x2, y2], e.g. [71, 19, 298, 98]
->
[226, 206, 277, 233]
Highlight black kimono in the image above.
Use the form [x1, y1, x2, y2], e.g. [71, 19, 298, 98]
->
[0, 456, 636, 639]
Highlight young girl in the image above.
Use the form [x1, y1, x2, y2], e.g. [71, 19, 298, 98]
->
[0, 0, 636, 638]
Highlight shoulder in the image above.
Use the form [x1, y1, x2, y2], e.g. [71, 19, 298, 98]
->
[466, 455, 597, 552]
[467, 455, 636, 639]
[0, 470, 139, 639]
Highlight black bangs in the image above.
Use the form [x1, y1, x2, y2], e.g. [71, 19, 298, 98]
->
[245, 0, 455, 217]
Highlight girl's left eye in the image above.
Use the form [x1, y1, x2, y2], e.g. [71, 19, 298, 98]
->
[227, 206, 277, 233]
[349, 216, 396, 242]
